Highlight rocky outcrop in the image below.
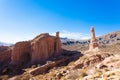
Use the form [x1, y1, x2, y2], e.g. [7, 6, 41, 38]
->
[74, 52, 111, 69]
[29, 60, 66, 76]
[0, 49, 12, 75]
[31, 32, 61, 64]
[0, 49, 12, 63]
[29, 50, 81, 76]
[11, 32, 62, 65]
[11, 41, 31, 65]
[96, 55, 120, 69]
[89, 27, 98, 50]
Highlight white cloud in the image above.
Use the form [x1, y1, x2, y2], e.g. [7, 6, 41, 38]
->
[51, 30, 90, 40]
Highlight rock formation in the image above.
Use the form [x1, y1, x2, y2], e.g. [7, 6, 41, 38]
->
[74, 52, 111, 69]
[11, 41, 31, 65]
[10, 32, 62, 65]
[31, 32, 61, 64]
[89, 27, 98, 50]
[29, 51, 81, 76]
[0, 49, 12, 63]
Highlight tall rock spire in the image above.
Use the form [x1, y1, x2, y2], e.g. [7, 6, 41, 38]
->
[56, 32, 60, 38]
[89, 26, 98, 50]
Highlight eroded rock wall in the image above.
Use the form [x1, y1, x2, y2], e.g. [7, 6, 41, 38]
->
[11, 41, 31, 65]
[31, 33, 61, 64]
[10, 32, 61, 65]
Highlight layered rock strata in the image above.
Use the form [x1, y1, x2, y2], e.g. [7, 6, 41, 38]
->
[11, 32, 61, 65]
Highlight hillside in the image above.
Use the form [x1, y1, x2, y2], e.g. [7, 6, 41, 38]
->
[32, 30, 120, 80]
[0, 30, 120, 80]
[12, 30, 120, 80]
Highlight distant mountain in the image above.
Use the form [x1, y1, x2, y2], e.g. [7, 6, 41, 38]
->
[60, 37, 80, 45]
[61, 30, 120, 46]
[0, 41, 13, 46]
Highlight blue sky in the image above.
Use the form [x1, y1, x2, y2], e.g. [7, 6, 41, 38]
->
[0, 0, 120, 43]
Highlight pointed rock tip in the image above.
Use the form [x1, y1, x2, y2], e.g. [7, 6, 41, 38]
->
[91, 26, 94, 31]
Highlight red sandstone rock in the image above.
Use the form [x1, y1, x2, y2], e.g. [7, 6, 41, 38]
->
[10, 32, 62, 65]
[0, 49, 12, 63]
[55, 32, 62, 55]
[89, 27, 99, 50]
[31, 32, 61, 64]
[11, 41, 31, 65]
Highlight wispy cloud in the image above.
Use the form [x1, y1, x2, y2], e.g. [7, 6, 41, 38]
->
[51, 30, 90, 40]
